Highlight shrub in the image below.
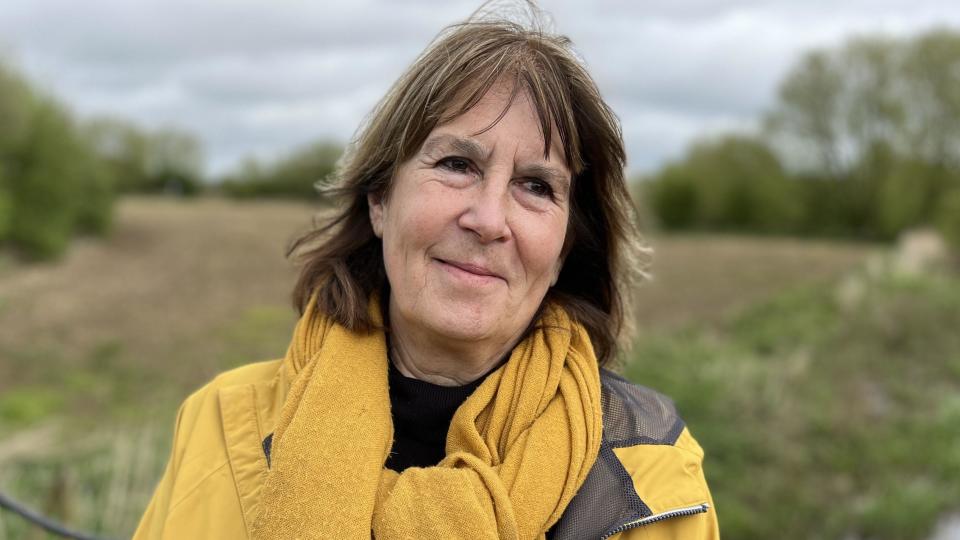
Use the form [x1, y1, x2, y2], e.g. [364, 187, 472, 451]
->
[84, 119, 205, 197]
[5, 98, 116, 259]
[644, 135, 802, 233]
[219, 142, 341, 200]
[1, 61, 118, 259]
[644, 164, 698, 230]
[937, 189, 960, 255]
[627, 273, 960, 539]
[0, 182, 12, 240]
[8, 100, 83, 259]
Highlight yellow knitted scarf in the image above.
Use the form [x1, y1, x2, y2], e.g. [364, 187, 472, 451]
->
[251, 295, 602, 539]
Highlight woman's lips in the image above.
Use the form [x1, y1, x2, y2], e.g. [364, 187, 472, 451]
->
[435, 258, 505, 283]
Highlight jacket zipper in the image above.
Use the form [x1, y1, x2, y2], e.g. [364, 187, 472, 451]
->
[599, 503, 710, 539]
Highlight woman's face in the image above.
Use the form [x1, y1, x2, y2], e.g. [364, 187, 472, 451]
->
[369, 83, 571, 351]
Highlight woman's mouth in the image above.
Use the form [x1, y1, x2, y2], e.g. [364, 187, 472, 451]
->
[434, 258, 505, 284]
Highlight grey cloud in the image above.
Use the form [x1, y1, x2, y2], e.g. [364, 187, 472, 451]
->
[180, 48, 413, 106]
[2, 0, 472, 66]
[615, 102, 757, 172]
[3, 0, 960, 176]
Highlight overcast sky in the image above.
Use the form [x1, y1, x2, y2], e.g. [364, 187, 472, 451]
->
[2, 0, 959, 176]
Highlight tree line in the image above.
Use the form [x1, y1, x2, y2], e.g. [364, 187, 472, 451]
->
[0, 60, 206, 259]
[641, 28, 960, 250]
[5, 27, 959, 260]
[0, 54, 346, 261]
[217, 142, 341, 200]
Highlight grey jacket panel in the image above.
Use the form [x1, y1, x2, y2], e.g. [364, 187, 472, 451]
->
[549, 369, 685, 540]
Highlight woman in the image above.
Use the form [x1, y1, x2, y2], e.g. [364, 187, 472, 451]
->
[135, 8, 719, 540]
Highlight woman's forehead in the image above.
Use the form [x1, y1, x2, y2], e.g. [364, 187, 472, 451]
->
[452, 79, 566, 140]
[427, 86, 570, 165]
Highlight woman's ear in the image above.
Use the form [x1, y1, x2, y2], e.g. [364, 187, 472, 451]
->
[368, 192, 384, 238]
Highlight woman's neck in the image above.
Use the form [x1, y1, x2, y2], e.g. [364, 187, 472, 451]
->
[387, 308, 517, 387]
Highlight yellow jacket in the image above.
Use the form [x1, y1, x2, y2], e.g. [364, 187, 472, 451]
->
[134, 360, 719, 539]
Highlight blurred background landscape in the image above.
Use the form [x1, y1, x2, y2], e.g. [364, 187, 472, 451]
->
[1, 1, 960, 539]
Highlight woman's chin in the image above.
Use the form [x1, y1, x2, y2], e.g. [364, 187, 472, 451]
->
[420, 303, 509, 344]
[430, 316, 498, 343]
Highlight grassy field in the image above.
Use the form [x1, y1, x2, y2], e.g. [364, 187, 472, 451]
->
[0, 196, 915, 539]
[629, 271, 960, 539]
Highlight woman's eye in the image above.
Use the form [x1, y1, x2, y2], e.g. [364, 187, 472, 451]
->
[523, 179, 554, 199]
[439, 157, 471, 174]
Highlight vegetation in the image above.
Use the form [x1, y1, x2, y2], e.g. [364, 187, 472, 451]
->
[0, 198, 884, 539]
[938, 190, 960, 254]
[627, 266, 960, 540]
[218, 141, 342, 200]
[84, 118, 206, 197]
[645, 135, 802, 234]
[0, 63, 115, 260]
[0, 60, 209, 260]
[642, 29, 960, 247]
[0, 424, 170, 539]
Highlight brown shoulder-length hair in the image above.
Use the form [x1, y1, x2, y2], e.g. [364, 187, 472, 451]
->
[288, 7, 649, 366]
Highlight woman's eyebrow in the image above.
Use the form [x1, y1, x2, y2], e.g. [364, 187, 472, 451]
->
[422, 134, 491, 161]
[423, 133, 570, 192]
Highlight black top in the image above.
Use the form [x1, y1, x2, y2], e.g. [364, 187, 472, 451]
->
[384, 358, 487, 472]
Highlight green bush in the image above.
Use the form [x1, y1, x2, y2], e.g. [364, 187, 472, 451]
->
[644, 135, 802, 233]
[8, 100, 83, 259]
[792, 176, 852, 237]
[937, 189, 960, 254]
[870, 152, 956, 241]
[626, 273, 960, 539]
[0, 175, 12, 240]
[0, 61, 118, 259]
[140, 128, 206, 196]
[219, 142, 341, 200]
[83, 119, 206, 197]
[0, 62, 34, 243]
[793, 173, 888, 240]
[644, 165, 698, 229]
[876, 159, 935, 238]
[141, 167, 204, 197]
[74, 149, 116, 235]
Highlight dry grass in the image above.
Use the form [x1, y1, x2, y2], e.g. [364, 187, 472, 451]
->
[0, 196, 315, 397]
[634, 233, 879, 333]
[0, 197, 877, 401]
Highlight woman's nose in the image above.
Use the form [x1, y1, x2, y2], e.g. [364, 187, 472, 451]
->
[457, 175, 512, 244]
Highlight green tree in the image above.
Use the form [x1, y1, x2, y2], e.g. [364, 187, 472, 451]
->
[645, 135, 802, 233]
[757, 29, 960, 240]
[0, 61, 35, 241]
[144, 128, 205, 196]
[937, 189, 960, 254]
[8, 99, 85, 258]
[84, 116, 151, 193]
[765, 34, 924, 178]
[765, 51, 846, 178]
[901, 30, 960, 169]
[644, 163, 699, 230]
[219, 141, 342, 200]
[84, 119, 207, 196]
[1, 60, 117, 259]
